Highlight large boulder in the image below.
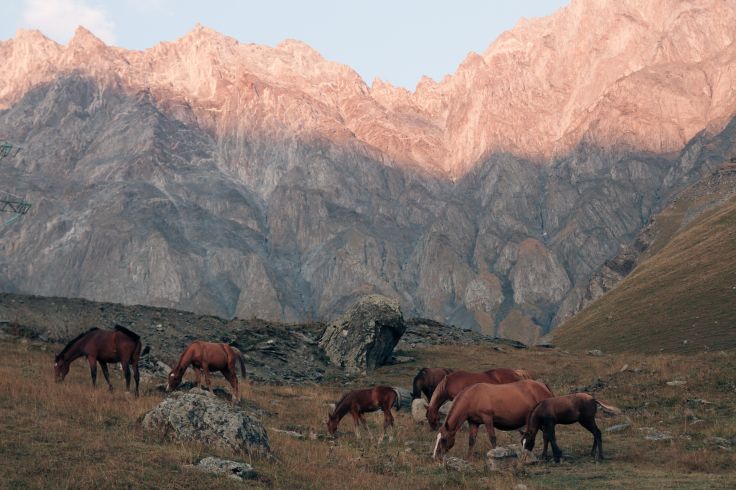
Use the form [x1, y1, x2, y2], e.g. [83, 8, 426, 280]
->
[142, 389, 270, 456]
[319, 295, 406, 374]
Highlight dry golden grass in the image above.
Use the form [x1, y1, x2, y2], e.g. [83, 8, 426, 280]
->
[1, 338, 735, 489]
[556, 195, 736, 354]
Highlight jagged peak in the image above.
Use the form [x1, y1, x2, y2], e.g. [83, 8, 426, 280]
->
[276, 39, 323, 59]
[14, 28, 55, 44]
[178, 23, 239, 47]
[68, 26, 106, 49]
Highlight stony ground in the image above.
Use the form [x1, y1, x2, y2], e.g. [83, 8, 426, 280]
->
[1, 329, 734, 489]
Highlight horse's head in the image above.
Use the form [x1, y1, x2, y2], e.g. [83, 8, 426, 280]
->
[166, 369, 183, 392]
[520, 430, 535, 452]
[432, 425, 455, 460]
[326, 404, 338, 436]
[53, 355, 69, 382]
[426, 405, 441, 431]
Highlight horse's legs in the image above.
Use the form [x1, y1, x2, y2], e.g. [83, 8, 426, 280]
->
[481, 415, 497, 448]
[100, 362, 113, 391]
[202, 363, 212, 392]
[132, 360, 140, 397]
[467, 422, 480, 459]
[122, 360, 131, 392]
[351, 411, 361, 439]
[359, 414, 373, 440]
[222, 367, 239, 402]
[542, 430, 550, 460]
[580, 417, 603, 461]
[381, 408, 394, 443]
[87, 356, 98, 388]
[193, 368, 202, 388]
[546, 424, 562, 463]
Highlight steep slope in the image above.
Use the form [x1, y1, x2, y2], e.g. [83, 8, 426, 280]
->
[2, 0, 736, 341]
[554, 165, 736, 352]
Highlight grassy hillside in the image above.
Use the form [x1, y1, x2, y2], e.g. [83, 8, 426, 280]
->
[555, 188, 736, 353]
[1, 336, 735, 488]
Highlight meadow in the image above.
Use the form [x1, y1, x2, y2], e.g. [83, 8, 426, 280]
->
[1, 337, 734, 489]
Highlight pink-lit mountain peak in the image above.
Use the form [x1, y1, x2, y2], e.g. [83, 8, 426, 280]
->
[2, 0, 736, 177]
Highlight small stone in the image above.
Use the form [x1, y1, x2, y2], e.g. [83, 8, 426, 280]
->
[193, 457, 256, 481]
[620, 364, 629, 372]
[411, 398, 428, 423]
[666, 380, 686, 386]
[443, 456, 474, 473]
[487, 444, 520, 459]
[587, 349, 603, 356]
[606, 423, 631, 433]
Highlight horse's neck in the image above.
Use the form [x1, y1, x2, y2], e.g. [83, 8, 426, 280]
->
[428, 381, 447, 411]
[333, 396, 352, 421]
[525, 408, 542, 438]
[444, 405, 466, 434]
[61, 341, 85, 363]
[174, 348, 195, 374]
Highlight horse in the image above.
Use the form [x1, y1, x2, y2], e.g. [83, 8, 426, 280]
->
[327, 386, 401, 442]
[412, 367, 453, 401]
[426, 368, 533, 429]
[521, 393, 621, 462]
[166, 340, 246, 402]
[53, 325, 142, 396]
[433, 379, 553, 460]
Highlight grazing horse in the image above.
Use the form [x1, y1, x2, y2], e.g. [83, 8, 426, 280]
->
[412, 367, 453, 401]
[426, 368, 533, 429]
[433, 380, 553, 460]
[521, 393, 621, 462]
[166, 341, 246, 402]
[53, 325, 142, 396]
[327, 386, 401, 441]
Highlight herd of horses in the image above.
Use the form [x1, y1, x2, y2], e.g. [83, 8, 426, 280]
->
[52, 326, 621, 463]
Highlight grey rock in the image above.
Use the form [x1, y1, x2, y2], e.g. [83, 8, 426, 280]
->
[393, 386, 413, 410]
[193, 457, 256, 481]
[319, 295, 406, 373]
[487, 444, 520, 459]
[142, 389, 270, 456]
[443, 456, 474, 473]
[587, 349, 603, 357]
[411, 398, 428, 423]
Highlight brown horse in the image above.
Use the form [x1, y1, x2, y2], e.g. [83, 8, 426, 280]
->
[521, 393, 621, 462]
[53, 325, 142, 396]
[433, 380, 553, 460]
[412, 367, 453, 401]
[327, 386, 401, 441]
[426, 368, 533, 429]
[166, 341, 246, 401]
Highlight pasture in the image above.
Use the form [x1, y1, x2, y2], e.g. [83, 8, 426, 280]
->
[1, 337, 734, 489]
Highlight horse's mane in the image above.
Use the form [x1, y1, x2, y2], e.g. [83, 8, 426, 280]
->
[114, 324, 141, 342]
[56, 327, 99, 360]
[514, 368, 533, 380]
[428, 375, 448, 409]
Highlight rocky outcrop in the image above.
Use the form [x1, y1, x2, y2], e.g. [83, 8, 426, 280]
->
[319, 295, 406, 373]
[142, 389, 270, 456]
[2, 1, 736, 338]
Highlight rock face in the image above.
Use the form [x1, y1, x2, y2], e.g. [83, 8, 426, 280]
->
[319, 295, 406, 373]
[142, 389, 270, 456]
[2, 1, 736, 338]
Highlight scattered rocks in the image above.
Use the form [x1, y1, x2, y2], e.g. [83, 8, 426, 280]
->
[573, 378, 607, 393]
[606, 422, 631, 433]
[487, 444, 520, 459]
[142, 389, 270, 456]
[319, 295, 406, 374]
[666, 380, 687, 386]
[270, 428, 304, 439]
[191, 457, 256, 481]
[705, 436, 732, 447]
[640, 427, 672, 441]
[587, 349, 603, 356]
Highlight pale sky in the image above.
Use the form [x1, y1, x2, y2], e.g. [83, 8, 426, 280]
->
[2, 0, 569, 90]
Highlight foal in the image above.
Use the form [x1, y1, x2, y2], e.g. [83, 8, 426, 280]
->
[166, 341, 246, 402]
[521, 393, 621, 462]
[327, 386, 400, 441]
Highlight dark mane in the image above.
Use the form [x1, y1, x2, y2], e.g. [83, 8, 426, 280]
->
[114, 324, 141, 342]
[56, 327, 99, 360]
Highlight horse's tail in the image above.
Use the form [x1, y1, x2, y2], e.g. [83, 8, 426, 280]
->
[232, 347, 247, 378]
[392, 387, 402, 411]
[595, 399, 622, 415]
[412, 368, 427, 399]
[514, 368, 534, 380]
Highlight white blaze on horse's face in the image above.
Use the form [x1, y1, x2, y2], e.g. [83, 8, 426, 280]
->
[432, 432, 442, 459]
[521, 438, 526, 449]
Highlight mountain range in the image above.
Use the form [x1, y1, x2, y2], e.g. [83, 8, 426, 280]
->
[1, 0, 735, 344]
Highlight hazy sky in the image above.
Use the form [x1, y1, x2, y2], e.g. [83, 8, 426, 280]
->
[2, 0, 568, 90]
